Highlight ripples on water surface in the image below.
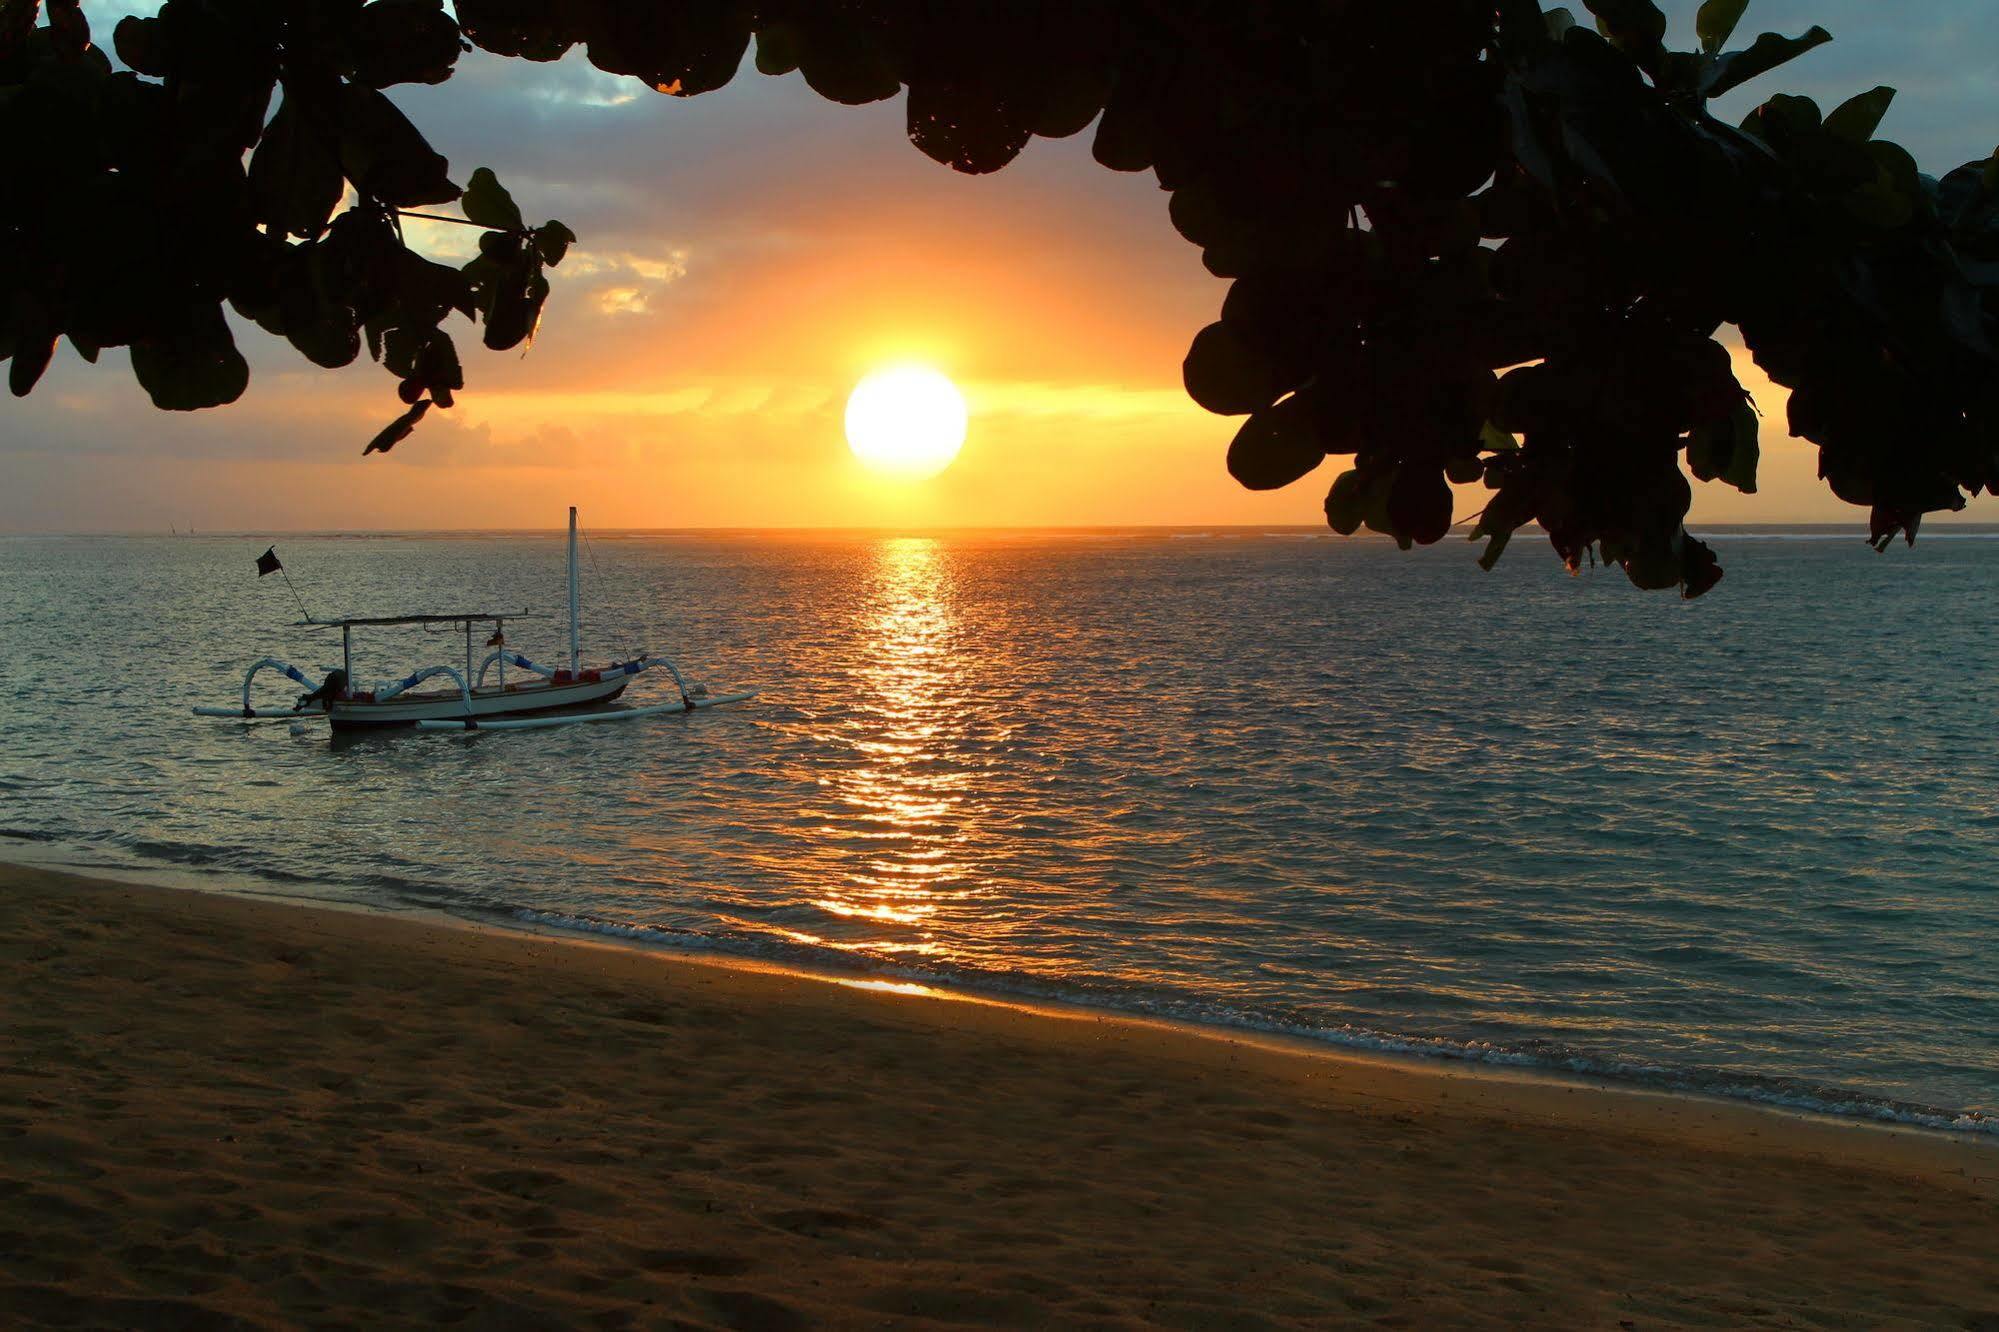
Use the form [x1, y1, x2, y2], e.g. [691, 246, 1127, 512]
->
[2, 530, 1995, 1130]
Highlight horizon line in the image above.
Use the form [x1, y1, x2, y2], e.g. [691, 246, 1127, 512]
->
[13, 521, 1999, 539]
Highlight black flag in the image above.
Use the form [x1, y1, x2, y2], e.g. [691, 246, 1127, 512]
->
[256, 547, 282, 577]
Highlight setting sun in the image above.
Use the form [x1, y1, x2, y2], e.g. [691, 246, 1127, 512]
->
[844, 366, 968, 480]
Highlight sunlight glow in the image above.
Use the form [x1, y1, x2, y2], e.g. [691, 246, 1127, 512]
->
[844, 366, 968, 480]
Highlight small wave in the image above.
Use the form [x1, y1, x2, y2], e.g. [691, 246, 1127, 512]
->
[509, 908, 1995, 1140]
[113, 839, 329, 887]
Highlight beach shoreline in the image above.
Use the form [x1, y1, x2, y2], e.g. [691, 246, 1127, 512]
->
[10, 839, 1993, 1142]
[4, 860, 1997, 1328]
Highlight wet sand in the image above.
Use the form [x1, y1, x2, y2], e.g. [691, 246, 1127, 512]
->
[2, 862, 1995, 1329]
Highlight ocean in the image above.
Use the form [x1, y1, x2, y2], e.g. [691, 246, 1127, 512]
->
[2, 528, 1994, 1133]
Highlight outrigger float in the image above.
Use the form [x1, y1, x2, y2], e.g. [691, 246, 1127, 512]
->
[194, 509, 755, 732]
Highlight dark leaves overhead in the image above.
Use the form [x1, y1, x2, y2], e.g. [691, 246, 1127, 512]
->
[581, 0, 753, 96]
[1227, 395, 1324, 492]
[335, 83, 459, 207]
[130, 302, 250, 411]
[248, 94, 345, 239]
[5, 0, 1996, 596]
[454, 0, 575, 61]
[754, 14, 900, 105]
[1702, 25, 1832, 99]
[0, 0, 576, 459]
[349, 0, 464, 88]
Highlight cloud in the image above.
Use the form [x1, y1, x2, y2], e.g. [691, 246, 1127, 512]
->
[596, 286, 650, 315]
[565, 247, 691, 317]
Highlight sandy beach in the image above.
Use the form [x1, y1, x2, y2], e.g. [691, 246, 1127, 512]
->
[2, 862, 1995, 1330]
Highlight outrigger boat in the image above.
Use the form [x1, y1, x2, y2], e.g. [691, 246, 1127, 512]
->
[194, 509, 755, 732]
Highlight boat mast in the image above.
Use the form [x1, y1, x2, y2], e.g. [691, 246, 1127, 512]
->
[567, 505, 580, 673]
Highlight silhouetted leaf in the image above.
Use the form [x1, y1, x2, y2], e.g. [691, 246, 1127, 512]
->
[1845, 140, 1921, 228]
[364, 398, 432, 454]
[415, 331, 462, 407]
[908, 83, 1031, 174]
[1183, 321, 1279, 416]
[350, 0, 463, 88]
[584, 3, 752, 98]
[1694, 0, 1748, 54]
[130, 304, 249, 410]
[1720, 400, 1760, 492]
[248, 95, 344, 239]
[532, 220, 575, 266]
[1824, 85, 1894, 143]
[1680, 535, 1724, 598]
[1324, 468, 1369, 536]
[1387, 466, 1454, 548]
[1688, 396, 1759, 493]
[278, 247, 364, 368]
[1619, 532, 1684, 590]
[111, 14, 168, 75]
[336, 83, 459, 206]
[1032, 63, 1110, 140]
[1445, 453, 1485, 484]
[793, 24, 899, 105]
[456, 0, 574, 61]
[1091, 55, 1166, 173]
[754, 23, 801, 76]
[382, 325, 426, 377]
[1584, 0, 1667, 74]
[1704, 26, 1832, 99]
[1228, 395, 1324, 490]
[482, 262, 548, 351]
[9, 330, 55, 397]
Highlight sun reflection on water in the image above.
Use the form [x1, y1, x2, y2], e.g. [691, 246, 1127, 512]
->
[804, 537, 979, 956]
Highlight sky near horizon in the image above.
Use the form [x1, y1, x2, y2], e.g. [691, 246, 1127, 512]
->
[5, 1, 1997, 533]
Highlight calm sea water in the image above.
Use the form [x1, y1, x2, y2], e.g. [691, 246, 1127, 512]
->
[2, 529, 1995, 1131]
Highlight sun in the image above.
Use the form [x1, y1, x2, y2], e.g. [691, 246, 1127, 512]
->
[844, 366, 968, 480]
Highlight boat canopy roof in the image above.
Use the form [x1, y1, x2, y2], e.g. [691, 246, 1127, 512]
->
[299, 611, 548, 628]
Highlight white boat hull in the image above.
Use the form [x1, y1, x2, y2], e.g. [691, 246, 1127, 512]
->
[325, 675, 629, 730]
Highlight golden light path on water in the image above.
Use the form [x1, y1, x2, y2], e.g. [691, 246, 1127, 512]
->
[787, 538, 974, 958]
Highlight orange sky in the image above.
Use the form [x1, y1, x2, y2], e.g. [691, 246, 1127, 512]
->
[7, 1, 1998, 533]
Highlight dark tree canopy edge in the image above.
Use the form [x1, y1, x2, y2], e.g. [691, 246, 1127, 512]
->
[4, 0, 1996, 597]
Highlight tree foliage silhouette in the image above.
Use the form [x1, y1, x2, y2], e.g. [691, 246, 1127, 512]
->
[4, 0, 1995, 595]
